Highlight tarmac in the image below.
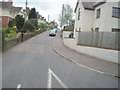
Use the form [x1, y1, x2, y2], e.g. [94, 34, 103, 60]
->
[52, 30, 119, 77]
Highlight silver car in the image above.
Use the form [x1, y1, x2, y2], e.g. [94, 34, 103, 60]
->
[49, 30, 56, 36]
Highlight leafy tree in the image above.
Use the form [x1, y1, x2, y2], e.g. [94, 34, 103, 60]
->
[28, 8, 37, 19]
[15, 15, 25, 31]
[29, 19, 38, 29]
[59, 4, 66, 29]
[22, 20, 35, 32]
[59, 4, 73, 28]
[64, 4, 73, 26]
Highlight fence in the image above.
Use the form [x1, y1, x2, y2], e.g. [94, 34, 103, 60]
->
[77, 32, 120, 50]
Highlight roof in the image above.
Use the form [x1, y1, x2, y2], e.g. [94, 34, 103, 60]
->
[11, 7, 22, 12]
[74, 0, 106, 13]
[0, 1, 22, 12]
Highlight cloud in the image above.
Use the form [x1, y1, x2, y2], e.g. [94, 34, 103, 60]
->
[2, 0, 77, 23]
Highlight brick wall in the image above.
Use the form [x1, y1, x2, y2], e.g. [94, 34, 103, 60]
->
[0, 16, 11, 28]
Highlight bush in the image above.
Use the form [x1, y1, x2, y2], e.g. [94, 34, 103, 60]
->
[2, 28, 10, 34]
[7, 30, 17, 38]
[29, 19, 38, 29]
[8, 19, 14, 28]
[38, 23, 46, 29]
[22, 20, 35, 32]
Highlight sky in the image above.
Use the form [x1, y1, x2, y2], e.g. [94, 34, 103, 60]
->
[10, 0, 77, 24]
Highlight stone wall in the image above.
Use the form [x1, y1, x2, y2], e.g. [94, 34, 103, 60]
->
[3, 28, 46, 52]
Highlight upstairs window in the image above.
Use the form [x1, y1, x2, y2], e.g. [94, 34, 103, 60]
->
[96, 9, 101, 19]
[78, 8, 81, 20]
[112, 7, 120, 18]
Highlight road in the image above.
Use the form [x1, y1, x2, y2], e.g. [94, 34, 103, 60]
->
[2, 31, 118, 88]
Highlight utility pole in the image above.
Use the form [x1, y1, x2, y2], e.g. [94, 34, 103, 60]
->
[26, 0, 28, 10]
[48, 15, 50, 23]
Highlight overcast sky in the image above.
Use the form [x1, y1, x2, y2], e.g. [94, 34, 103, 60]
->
[11, 0, 77, 24]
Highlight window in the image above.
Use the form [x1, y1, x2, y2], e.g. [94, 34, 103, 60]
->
[112, 28, 120, 32]
[95, 28, 99, 32]
[96, 9, 101, 19]
[0, 18, 1, 23]
[78, 8, 81, 20]
[112, 7, 120, 18]
[9, 11, 12, 15]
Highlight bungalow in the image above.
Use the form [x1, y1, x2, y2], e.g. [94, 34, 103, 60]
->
[0, 0, 22, 28]
[74, 0, 120, 37]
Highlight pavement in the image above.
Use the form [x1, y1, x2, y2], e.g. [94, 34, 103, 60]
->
[53, 30, 119, 77]
[2, 30, 119, 88]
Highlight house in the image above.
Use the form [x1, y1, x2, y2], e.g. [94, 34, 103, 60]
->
[37, 12, 47, 24]
[0, 0, 22, 28]
[74, 0, 120, 37]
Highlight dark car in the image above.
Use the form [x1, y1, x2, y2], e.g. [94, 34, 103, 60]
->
[69, 32, 73, 38]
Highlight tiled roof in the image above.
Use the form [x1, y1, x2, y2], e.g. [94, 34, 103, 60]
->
[74, 0, 106, 13]
[0, 1, 22, 12]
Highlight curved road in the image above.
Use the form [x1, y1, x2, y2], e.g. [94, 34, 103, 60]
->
[2, 31, 118, 88]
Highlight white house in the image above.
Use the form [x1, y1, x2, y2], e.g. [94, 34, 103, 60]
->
[74, 0, 120, 37]
[62, 0, 119, 64]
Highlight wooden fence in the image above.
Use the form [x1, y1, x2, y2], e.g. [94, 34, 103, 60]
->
[77, 32, 120, 50]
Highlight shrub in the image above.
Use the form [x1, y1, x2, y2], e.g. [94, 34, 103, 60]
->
[29, 19, 38, 29]
[8, 19, 14, 28]
[15, 15, 25, 31]
[38, 23, 46, 29]
[22, 20, 35, 32]
[7, 30, 17, 38]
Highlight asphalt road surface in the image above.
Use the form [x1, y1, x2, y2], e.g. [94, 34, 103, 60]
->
[2, 31, 118, 88]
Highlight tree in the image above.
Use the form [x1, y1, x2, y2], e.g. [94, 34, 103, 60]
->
[59, 4, 73, 29]
[22, 20, 35, 32]
[59, 4, 66, 29]
[64, 4, 73, 26]
[28, 8, 37, 19]
[15, 15, 25, 42]
[15, 15, 25, 31]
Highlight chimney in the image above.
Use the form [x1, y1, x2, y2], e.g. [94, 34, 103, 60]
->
[7, 0, 13, 7]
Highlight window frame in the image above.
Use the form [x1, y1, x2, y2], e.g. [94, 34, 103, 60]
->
[0, 18, 1, 23]
[96, 9, 101, 19]
[112, 7, 120, 18]
[95, 27, 99, 32]
[78, 8, 81, 20]
[112, 28, 120, 32]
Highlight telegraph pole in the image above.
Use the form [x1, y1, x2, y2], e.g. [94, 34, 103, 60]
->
[48, 15, 50, 23]
[26, 0, 27, 10]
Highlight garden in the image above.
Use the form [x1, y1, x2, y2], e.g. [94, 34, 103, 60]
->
[1, 8, 47, 52]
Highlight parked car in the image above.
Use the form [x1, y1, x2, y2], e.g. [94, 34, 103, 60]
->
[49, 30, 56, 36]
[69, 32, 73, 38]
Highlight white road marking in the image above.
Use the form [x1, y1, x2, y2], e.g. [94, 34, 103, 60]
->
[17, 84, 21, 89]
[47, 68, 52, 88]
[47, 68, 68, 89]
